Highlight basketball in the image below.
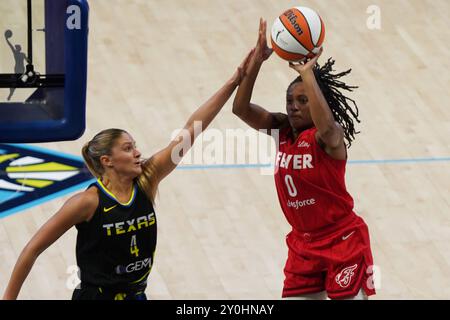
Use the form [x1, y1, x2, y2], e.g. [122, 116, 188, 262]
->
[271, 6, 325, 62]
[5, 29, 13, 39]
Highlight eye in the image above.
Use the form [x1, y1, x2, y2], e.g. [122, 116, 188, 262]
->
[298, 95, 308, 104]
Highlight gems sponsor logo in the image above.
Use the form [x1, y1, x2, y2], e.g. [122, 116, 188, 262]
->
[115, 257, 152, 275]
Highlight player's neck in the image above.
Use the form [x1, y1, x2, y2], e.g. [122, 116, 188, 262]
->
[291, 128, 300, 141]
[291, 124, 314, 141]
[100, 174, 134, 201]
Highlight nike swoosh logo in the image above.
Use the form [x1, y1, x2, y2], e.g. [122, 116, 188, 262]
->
[280, 141, 287, 145]
[342, 231, 355, 241]
[103, 204, 118, 213]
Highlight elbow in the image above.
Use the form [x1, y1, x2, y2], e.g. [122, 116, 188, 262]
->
[23, 242, 43, 261]
[232, 102, 241, 116]
[232, 102, 246, 118]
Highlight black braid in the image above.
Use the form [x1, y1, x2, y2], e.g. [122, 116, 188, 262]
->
[288, 58, 361, 147]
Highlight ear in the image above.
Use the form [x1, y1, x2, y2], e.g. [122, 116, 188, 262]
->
[100, 155, 113, 168]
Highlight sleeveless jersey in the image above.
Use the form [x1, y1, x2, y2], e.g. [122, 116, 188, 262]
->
[274, 126, 354, 232]
[75, 179, 157, 291]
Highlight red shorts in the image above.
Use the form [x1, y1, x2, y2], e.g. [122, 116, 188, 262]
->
[282, 214, 376, 299]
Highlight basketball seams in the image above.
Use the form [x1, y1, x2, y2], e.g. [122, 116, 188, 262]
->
[271, 39, 303, 60]
[315, 16, 322, 47]
[279, 15, 303, 48]
[271, 6, 325, 61]
[318, 18, 323, 47]
[292, 7, 316, 50]
[278, 15, 312, 56]
[317, 16, 325, 47]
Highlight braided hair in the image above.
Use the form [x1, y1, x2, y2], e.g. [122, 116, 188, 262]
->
[288, 58, 360, 147]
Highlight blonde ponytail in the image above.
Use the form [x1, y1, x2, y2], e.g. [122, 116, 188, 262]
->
[137, 157, 159, 204]
[81, 128, 127, 178]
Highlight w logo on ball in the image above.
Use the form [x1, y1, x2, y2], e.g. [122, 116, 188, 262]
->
[335, 264, 358, 288]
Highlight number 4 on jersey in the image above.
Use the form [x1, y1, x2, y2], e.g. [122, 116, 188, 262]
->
[130, 235, 139, 257]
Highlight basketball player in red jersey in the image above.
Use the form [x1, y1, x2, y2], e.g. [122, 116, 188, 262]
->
[232, 19, 375, 300]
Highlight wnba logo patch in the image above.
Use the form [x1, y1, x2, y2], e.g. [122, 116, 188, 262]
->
[335, 264, 358, 288]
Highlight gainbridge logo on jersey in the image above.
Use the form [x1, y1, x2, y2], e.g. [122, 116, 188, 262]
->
[169, 121, 280, 175]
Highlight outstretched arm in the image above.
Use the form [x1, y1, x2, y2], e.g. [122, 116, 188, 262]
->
[148, 50, 253, 184]
[5, 38, 14, 52]
[2, 190, 98, 300]
[233, 18, 289, 133]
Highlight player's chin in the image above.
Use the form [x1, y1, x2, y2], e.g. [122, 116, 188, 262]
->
[289, 117, 314, 130]
[130, 165, 142, 178]
[289, 117, 307, 129]
[135, 167, 143, 177]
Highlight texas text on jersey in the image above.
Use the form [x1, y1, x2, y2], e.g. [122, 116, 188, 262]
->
[75, 179, 157, 294]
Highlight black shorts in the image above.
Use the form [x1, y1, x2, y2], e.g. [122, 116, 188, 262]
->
[72, 283, 147, 300]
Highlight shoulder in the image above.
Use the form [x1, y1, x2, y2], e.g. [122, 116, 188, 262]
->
[313, 123, 347, 161]
[301, 126, 319, 142]
[277, 124, 292, 139]
[314, 122, 344, 143]
[81, 186, 100, 206]
[66, 186, 99, 222]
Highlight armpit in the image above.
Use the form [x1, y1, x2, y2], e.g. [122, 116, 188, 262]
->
[271, 113, 289, 129]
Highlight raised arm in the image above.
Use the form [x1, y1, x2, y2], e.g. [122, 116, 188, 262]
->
[5, 38, 14, 52]
[232, 18, 289, 133]
[2, 189, 98, 300]
[148, 50, 253, 184]
[289, 48, 346, 159]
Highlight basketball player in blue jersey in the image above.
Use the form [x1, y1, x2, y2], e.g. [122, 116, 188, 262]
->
[2, 50, 253, 300]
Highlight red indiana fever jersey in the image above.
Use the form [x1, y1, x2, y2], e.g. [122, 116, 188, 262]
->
[274, 126, 355, 232]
